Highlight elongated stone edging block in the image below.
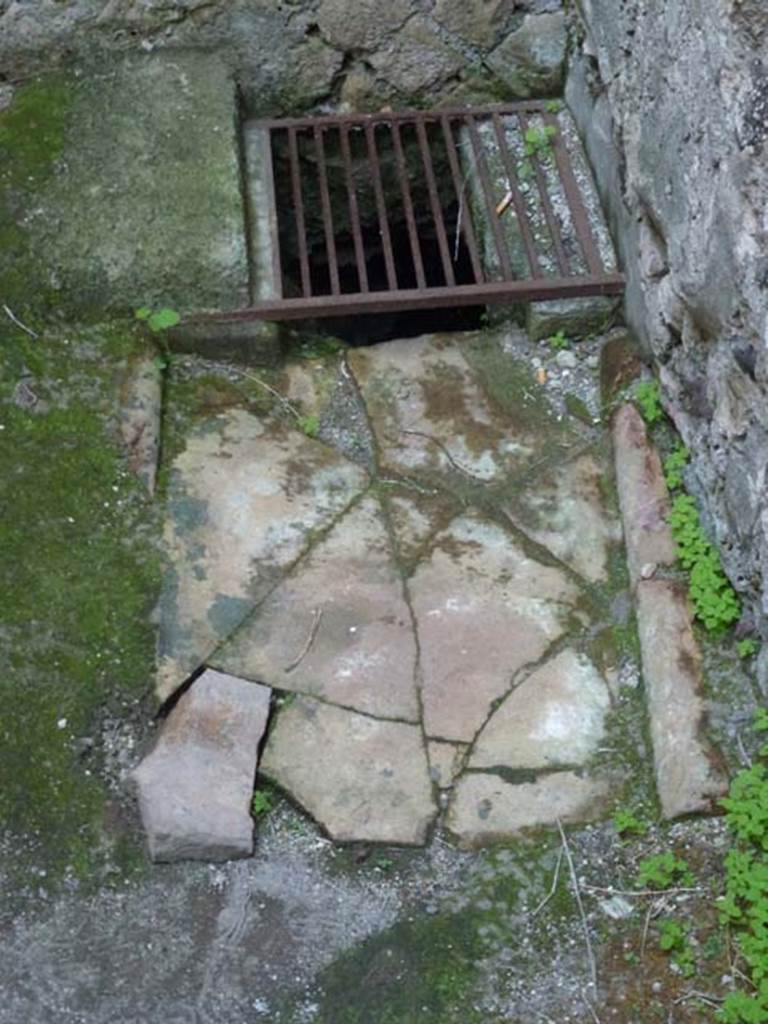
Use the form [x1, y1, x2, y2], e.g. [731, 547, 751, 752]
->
[119, 354, 162, 494]
[636, 580, 728, 819]
[612, 402, 677, 586]
[132, 669, 272, 862]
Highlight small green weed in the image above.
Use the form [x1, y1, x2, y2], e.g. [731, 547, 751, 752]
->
[134, 306, 181, 333]
[299, 336, 347, 360]
[663, 443, 689, 491]
[548, 329, 570, 350]
[545, 100, 562, 114]
[658, 919, 696, 977]
[251, 787, 275, 818]
[298, 414, 320, 439]
[634, 378, 663, 424]
[737, 638, 759, 659]
[612, 808, 649, 838]
[523, 123, 557, 157]
[519, 123, 558, 179]
[717, 711, 768, 1021]
[637, 852, 694, 889]
[668, 494, 741, 631]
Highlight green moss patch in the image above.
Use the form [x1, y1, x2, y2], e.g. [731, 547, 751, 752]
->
[0, 321, 161, 887]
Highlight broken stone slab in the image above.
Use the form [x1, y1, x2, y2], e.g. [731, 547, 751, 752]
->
[211, 497, 420, 722]
[409, 512, 581, 743]
[505, 451, 622, 582]
[469, 649, 611, 770]
[132, 669, 272, 862]
[0, 53, 249, 316]
[261, 696, 436, 845]
[157, 409, 369, 701]
[119, 353, 162, 495]
[636, 579, 728, 818]
[348, 332, 547, 486]
[612, 403, 677, 588]
[447, 770, 612, 848]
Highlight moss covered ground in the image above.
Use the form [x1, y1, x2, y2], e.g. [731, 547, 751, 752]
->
[0, 319, 161, 889]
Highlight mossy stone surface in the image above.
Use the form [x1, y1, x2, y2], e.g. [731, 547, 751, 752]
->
[0, 320, 162, 888]
[0, 53, 248, 318]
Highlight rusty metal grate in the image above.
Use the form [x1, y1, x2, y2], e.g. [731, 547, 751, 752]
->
[221, 103, 624, 322]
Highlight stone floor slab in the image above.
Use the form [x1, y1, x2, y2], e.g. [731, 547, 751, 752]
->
[506, 453, 621, 582]
[348, 333, 536, 484]
[409, 512, 580, 743]
[469, 649, 611, 770]
[261, 696, 436, 845]
[1, 53, 249, 315]
[211, 497, 419, 722]
[636, 579, 728, 818]
[157, 409, 369, 701]
[132, 669, 272, 862]
[447, 771, 612, 847]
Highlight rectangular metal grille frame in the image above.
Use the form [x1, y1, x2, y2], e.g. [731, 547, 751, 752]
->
[218, 103, 624, 323]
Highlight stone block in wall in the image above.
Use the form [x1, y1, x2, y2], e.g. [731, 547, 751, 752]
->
[0, 52, 249, 318]
[485, 12, 566, 98]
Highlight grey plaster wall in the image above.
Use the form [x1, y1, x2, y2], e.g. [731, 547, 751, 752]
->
[567, 1, 768, 651]
[0, 0, 565, 113]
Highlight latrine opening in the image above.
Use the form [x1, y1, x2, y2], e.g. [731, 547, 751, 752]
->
[270, 119, 484, 345]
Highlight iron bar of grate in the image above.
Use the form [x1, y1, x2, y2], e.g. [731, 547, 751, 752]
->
[466, 113, 514, 280]
[389, 119, 427, 290]
[313, 125, 341, 295]
[364, 121, 398, 291]
[287, 126, 312, 296]
[440, 114, 484, 284]
[255, 102, 554, 130]
[339, 124, 369, 293]
[263, 126, 284, 298]
[491, 112, 542, 278]
[516, 110, 569, 276]
[200, 274, 625, 322]
[415, 116, 455, 287]
[543, 111, 603, 276]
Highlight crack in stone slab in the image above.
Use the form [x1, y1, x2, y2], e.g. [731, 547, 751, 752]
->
[210, 495, 420, 723]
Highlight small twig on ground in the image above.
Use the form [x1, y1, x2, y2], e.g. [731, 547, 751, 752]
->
[736, 729, 752, 767]
[673, 990, 724, 1007]
[582, 990, 602, 1024]
[285, 608, 323, 674]
[582, 884, 704, 899]
[234, 368, 303, 425]
[453, 171, 470, 263]
[2, 304, 38, 338]
[531, 846, 564, 917]
[557, 819, 598, 996]
[402, 428, 484, 482]
[640, 896, 667, 959]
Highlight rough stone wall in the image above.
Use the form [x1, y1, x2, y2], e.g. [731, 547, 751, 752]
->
[566, 1, 768, 655]
[0, 0, 564, 113]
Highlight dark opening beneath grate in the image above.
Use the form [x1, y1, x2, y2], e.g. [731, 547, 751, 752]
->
[204, 104, 624, 334]
[270, 114, 484, 343]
